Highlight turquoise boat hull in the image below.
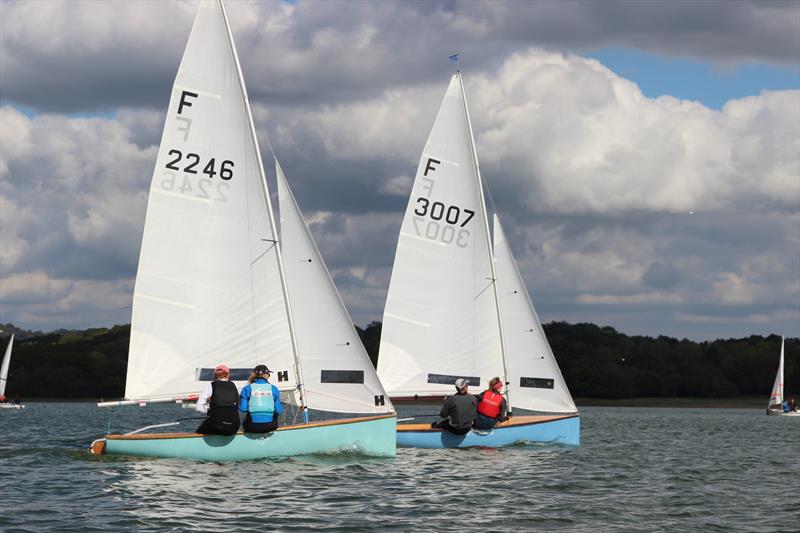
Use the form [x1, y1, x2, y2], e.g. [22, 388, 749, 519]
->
[397, 414, 579, 448]
[93, 414, 396, 460]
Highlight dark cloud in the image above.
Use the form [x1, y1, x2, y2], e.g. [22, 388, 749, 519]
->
[2, 0, 797, 113]
[642, 261, 681, 289]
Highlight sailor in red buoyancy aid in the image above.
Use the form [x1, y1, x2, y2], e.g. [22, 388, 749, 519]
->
[474, 377, 508, 430]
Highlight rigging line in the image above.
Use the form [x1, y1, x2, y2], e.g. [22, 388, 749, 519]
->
[219, 0, 308, 421]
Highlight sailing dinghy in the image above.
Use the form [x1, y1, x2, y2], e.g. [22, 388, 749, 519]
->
[90, 0, 395, 460]
[378, 72, 579, 447]
[767, 337, 799, 416]
[0, 335, 24, 410]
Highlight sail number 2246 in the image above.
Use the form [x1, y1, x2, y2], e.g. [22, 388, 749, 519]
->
[159, 150, 234, 203]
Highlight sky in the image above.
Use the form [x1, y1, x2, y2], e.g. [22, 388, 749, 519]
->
[1, 0, 799, 341]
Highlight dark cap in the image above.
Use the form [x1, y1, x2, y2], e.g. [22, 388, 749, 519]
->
[253, 364, 271, 375]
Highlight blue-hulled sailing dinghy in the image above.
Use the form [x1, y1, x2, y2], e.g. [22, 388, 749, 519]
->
[91, 415, 396, 460]
[378, 72, 580, 448]
[90, 0, 395, 460]
[397, 415, 579, 448]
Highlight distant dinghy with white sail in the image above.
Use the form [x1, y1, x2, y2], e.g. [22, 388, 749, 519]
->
[377, 72, 579, 448]
[90, 0, 395, 460]
[767, 337, 799, 416]
[0, 335, 24, 410]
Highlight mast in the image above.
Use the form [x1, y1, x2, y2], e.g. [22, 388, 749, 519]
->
[456, 71, 512, 413]
[779, 336, 784, 404]
[218, 0, 309, 422]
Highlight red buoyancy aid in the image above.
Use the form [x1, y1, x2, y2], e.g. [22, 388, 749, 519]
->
[477, 390, 503, 418]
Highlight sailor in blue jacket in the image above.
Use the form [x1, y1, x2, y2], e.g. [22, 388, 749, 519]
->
[239, 364, 283, 433]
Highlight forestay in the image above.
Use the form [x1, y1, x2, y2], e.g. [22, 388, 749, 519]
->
[493, 216, 577, 413]
[125, 0, 296, 400]
[768, 337, 784, 409]
[379, 74, 504, 397]
[276, 162, 393, 414]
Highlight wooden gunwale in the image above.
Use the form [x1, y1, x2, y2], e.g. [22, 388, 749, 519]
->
[397, 413, 578, 432]
[104, 414, 396, 441]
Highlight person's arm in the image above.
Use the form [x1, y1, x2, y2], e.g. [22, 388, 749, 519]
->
[499, 397, 508, 419]
[272, 385, 283, 415]
[194, 382, 212, 414]
[440, 397, 451, 418]
[239, 384, 251, 413]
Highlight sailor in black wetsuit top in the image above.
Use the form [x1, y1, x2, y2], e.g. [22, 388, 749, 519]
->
[431, 378, 478, 435]
[195, 364, 241, 436]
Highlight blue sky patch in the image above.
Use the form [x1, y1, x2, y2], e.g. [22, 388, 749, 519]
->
[589, 47, 800, 109]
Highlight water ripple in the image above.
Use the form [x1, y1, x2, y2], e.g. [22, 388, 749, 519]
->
[1, 404, 798, 531]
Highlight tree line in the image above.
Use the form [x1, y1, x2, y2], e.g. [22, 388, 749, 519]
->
[0, 321, 796, 400]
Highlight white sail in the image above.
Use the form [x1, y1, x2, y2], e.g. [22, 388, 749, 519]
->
[493, 216, 577, 413]
[768, 337, 784, 409]
[125, 0, 296, 400]
[0, 334, 14, 397]
[276, 161, 394, 414]
[378, 73, 504, 397]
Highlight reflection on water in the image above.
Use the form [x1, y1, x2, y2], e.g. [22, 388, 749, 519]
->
[0, 403, 797, 532]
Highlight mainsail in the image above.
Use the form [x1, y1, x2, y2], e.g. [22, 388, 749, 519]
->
[0, 334, 13, 397]
[276, 161, 393, 414]
[125, 0, 296, 400]
[768, 337, 784, 409]
[493, 216, 576, 413]
[378, 74, 503, 397]
[379, 72, 577, 415]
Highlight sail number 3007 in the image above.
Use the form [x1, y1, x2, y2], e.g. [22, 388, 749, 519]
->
[414, 198, 474, 227]
[412, 197, 474, 248]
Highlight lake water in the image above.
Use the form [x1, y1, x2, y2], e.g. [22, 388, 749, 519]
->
[0, 403, 797, 532]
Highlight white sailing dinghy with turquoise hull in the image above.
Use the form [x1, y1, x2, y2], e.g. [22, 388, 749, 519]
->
[0, 335, 24, 410]
[90, 0, 395, 460]
[378, 72, 579, 448]
[767, 337, 799, 416]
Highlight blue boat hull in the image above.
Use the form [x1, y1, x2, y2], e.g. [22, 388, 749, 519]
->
[397, 414, 579, 448]
[94, 415, 396, 460]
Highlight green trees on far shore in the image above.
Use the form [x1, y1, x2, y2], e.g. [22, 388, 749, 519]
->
[0, 321, 796, 400]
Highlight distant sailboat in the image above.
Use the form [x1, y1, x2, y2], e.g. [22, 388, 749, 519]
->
[767, 337, 799, 416]
[90, 0, 395, 460]
[378, 72, 579, 448]
[0, 335, 24, 410]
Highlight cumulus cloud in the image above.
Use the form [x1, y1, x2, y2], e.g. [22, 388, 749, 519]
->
[0, 2, 797, 340]
[1, 105, 154, 326]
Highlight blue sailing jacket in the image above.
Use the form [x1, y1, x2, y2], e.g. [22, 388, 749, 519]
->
[239, 378, 283, 423]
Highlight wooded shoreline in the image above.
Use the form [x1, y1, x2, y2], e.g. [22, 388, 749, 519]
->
[1, 321, 797, 401]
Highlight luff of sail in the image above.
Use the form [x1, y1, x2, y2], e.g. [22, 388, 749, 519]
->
[768, 337, 784, 409]
[0, 334, 14, 397]
[276, 161, 394, 414]
[125, 0, 296, 400]
[493, 216, 577, 413]
[378, 73, 504, 397]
